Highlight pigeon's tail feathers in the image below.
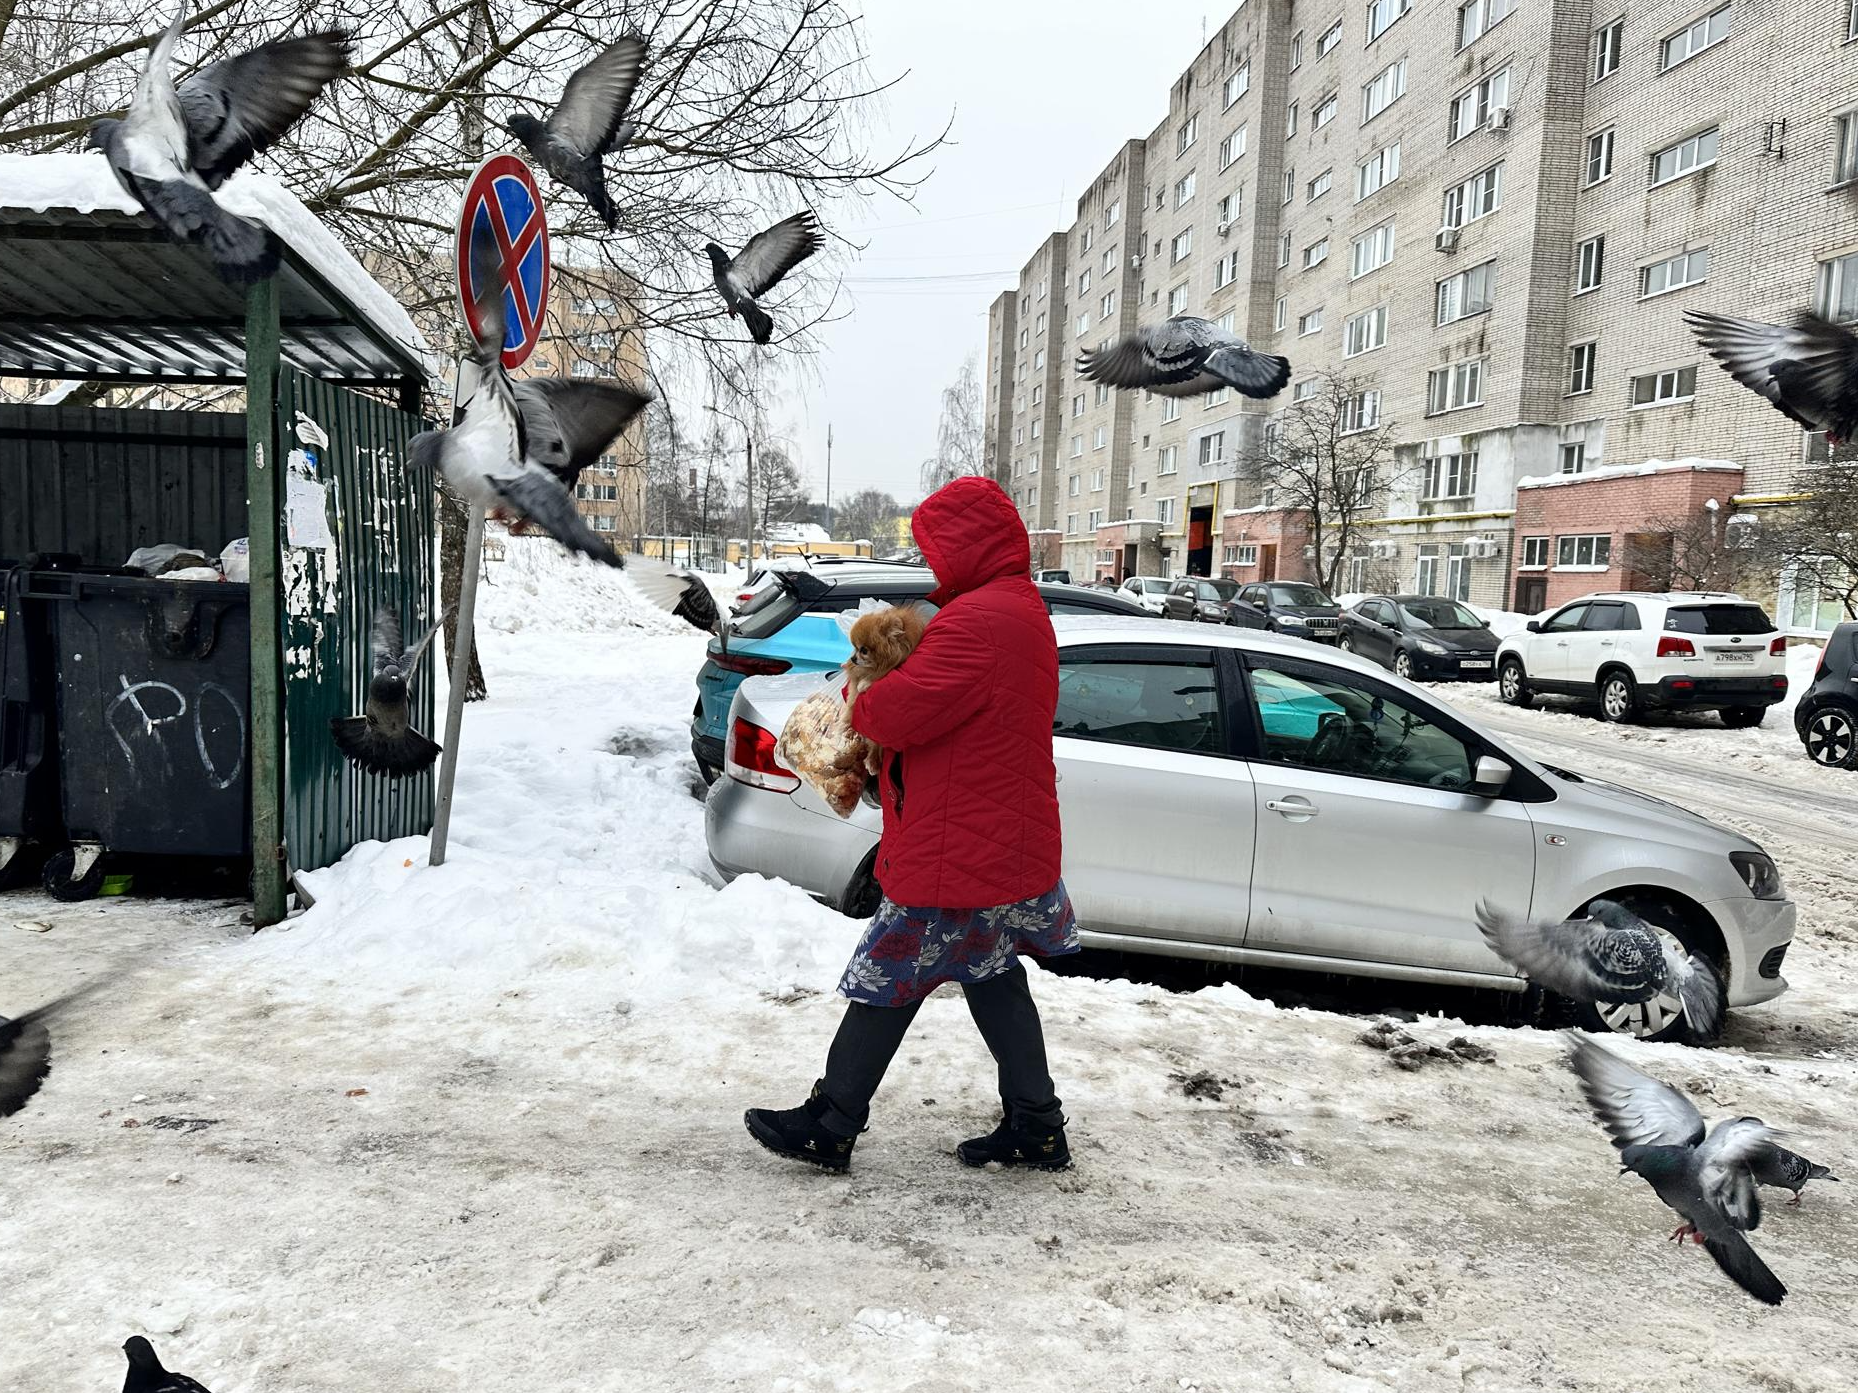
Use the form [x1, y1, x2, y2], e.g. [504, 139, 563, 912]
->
[1702, 1233, 1787, 1306]
[407, 429, 443, 475]
[1666, 941, 1725, 1039]
[329, 715, 441, 778]
[136, 177, 279, 283]
[627, 562, 721, 636]
[123, 1334, 163, 1370]
[740, 298, 775, 346]
[1810, 1164, 1840, 1181]
[1, 981, 105, 1119]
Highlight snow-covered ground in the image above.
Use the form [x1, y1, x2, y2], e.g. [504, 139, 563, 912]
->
[5, 540, 1858, 1390]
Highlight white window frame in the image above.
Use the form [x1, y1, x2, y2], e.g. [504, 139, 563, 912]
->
[1630, 365, 1698, 407]
[1521, 535, 1550, 568]
[1308, 168, 1333, 201]
[1214, 251, 1240, 289]
[1560, 441, 1588, 474]
[1302, 236, 1330, 270]
[1427, 359, 1486, 415]
[1298, 307, 1325, 336]
[1318, 20, 1344, 56]
[1421, 450, 1479, 500]
[1659, 4, 1731, 73]
[1278, 232, 1292, 268]
[1177, 114, 1199, 154]
[1457, 0, 1514, 49]
[1168, 284, 1190, 316]
[1198, 432, 1227, 466]
[1584, 128, 1615, 186]
[1363, 59, 1407, 123]
[1313, 94, 1339, 130]
[1286, 101, 1299, 138]
[1340, 390, 1382, 435]
[1366, 0, 1412, 43]
[1100, 290, 1118, 319]
[1158, 444, 1179, 475]
[1575, 235, 1605, 293]
[1449, 67, 1511, 143]
[1093, 427, 1107, 452]
[1162, 397, 1182, 423]
[1350, 220, 1396, 278]
[1176, 171, 1197, 206]
[1834, 110, 1858, 186]
[1292, 378, 1319, 402]
[1274, 296, 1288, 330]
[1441, 163, 1503, 229]
[1436, 259, 1496, 325]
[1223, 64, 1251, 108]
[1171, 229, 1194, 264]
[1343, 305, 1389, 356]
[1820, 249, 1858, 322]
[1555, 534, 1612, 568]
[1592, 19, 1624, 81]
[1651, 128, 1720, 186]
[1236, 543, 1260, 567]
[1639, 246, 1709, 299]
[1157, 497, 1177, 527]
[1088, 508, 1105, 530]
[1568, 341, 1598, 395]
[1356, 141, 1402, 201]
[1106, 199, 1121, 228]
[1220, 127, 1248, 169]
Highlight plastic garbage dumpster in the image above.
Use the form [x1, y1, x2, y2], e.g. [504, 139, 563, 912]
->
[28, 570, 252, 900]
[0, 560, 62, 890]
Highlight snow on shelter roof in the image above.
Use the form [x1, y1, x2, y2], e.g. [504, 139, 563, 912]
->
[0, 153, 437, 388]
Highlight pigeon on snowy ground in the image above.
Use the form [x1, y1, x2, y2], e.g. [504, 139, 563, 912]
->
[1475, 898, 1723, 1040]
[707, 211, 824, 345]
[1569, 1036, 1787, 1305]
[409, 235, 625, 567]
[122, 1335, 211, 1392]
[625, 559, 727, 650]
[1, 983, 102, 1119]
[513, 378, 653, 493]
[1686, 311, 1858, 446]
[1076, 315, 1292, 400]
[329, 606, 446, 777]
[505, 36, 646, 229]
[88, 11, 350, 284]
[1750, 1143, 1840, 1206]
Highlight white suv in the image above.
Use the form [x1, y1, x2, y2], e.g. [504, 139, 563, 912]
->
[1497, 592, 1789, 726]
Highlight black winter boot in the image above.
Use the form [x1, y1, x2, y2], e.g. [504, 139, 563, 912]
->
[956, 1112, 1071, 1171]
[744, 1082, 859, 1172]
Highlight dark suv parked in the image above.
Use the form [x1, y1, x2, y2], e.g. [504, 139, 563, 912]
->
[1795, 622, 1858, 768]
[1160, 576, 1268, 626]
[1234, 581, 1344, 644]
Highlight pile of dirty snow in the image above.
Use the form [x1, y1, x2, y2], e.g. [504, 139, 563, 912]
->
[477, 530, 701, 637]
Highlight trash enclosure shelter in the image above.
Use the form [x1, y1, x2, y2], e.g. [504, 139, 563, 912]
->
[0, 154, 438, 925]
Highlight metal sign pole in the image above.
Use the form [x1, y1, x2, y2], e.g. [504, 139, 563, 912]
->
[429, 499, 484, 867]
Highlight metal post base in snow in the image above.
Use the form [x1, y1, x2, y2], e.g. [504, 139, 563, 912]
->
[429, 500, 485, 867]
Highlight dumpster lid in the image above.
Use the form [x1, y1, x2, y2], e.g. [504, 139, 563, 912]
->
[0, 153, 437, 389]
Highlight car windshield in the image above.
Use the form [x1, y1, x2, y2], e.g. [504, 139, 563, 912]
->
[1663, 603, 1773, 635]
[1398, 599, 1482, 630]
[1268, 583, 1332, 607]
[1140, 579, 1169, 593]
[1202, 579, 1242, 600]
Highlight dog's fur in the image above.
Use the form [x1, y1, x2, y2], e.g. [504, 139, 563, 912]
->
[843, 604, 928, 776]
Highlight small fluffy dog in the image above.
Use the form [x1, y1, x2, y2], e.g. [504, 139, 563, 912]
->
[843, 604, 928, 775]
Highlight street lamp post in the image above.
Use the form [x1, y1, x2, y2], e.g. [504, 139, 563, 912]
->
[707, 401, 754, 572]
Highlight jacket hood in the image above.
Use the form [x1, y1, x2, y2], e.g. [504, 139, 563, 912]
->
[912, 476, 1031, 603]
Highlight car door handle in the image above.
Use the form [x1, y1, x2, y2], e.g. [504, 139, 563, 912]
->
[1265, 798, 1319, 817]
[1599, 639, 1614, 646]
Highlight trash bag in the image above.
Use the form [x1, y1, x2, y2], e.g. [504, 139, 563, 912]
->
[220, 537, 250, 583]
[124, 544, 212, 576]
[775, 684, 868, 818]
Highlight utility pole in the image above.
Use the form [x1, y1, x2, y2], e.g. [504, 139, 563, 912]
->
[825, 423, 833, 537]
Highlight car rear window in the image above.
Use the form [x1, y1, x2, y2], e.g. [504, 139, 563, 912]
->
[1663, 604, 1773, 635]
[731, 582, 933, 640]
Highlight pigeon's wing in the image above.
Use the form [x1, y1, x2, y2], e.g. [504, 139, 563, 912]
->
[1203, 344, 1293, 399]
[516, 379, 653, 478]
[1685, 311, 1857, 431]
[1, 981, 105, 1118]
[465, 223, 511, 367]
[178, 30, 351, 187]
[625, 559, 721, 635]
[369, 606, 404, 675]
[491, 467, 623, 568]
[1698, 1117, 1781, 1231]
[399, 614, 446, 680]
[1568, 1036, 1707, 1149]
[730, 212, 824, 297]
[547, 36, 646, 155]
[1476, 902, 1662, 1004]
[1662, 938, 1725, 1039]
[1698, 1225, 1787, 1306]
[1075, 330, 1206, 392]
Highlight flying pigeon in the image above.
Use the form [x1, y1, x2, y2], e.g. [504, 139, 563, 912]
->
[624, 558, 727, 651]
[505, 36, 646, 229]
[1, 982, 103, 1119]
[1569, 1036, 1786, 1305]
[409, 234, 626, 567]
[1686, 311, 1858, 446]
[1750, 1142, 1840, 1206]
[88, 11, 350, 284]
[707, 212, 824, 345]
[329, 606, 446, 777]
[123, 1335, 212, 1393]
[1475, 898, 1722, 1040]
[513, 378, 653, 493]
[1076, 315, 1292, 400]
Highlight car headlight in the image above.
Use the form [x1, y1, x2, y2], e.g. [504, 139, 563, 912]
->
[1278, 615, 1307, 627]
[1416, 638, 1449, 655]
[1730, 851, 1785, 900]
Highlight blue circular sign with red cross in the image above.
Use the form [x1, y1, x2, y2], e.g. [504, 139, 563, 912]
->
[456, 154, 551, 371]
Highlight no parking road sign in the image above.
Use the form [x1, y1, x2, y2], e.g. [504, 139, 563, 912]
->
[456, 154, 551, 371]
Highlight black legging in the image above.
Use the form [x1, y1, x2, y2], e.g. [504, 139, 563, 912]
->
[817, 959, 1062, 1137]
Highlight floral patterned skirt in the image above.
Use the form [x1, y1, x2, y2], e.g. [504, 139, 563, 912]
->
[838, 880, 1080, 1007]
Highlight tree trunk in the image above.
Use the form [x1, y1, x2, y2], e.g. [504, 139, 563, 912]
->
[439, 486, 487, 701]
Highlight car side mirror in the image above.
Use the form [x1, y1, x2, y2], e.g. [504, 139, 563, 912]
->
[1472, 755, 1512, 797]
[1525, 620, 1541, 633]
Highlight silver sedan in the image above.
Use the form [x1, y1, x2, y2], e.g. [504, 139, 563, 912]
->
[705, 618, 1794, 1044]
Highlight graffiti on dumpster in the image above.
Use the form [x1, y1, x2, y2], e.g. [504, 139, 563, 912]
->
[106, 675, 247, 791]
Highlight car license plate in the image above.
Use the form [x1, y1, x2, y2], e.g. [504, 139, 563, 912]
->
[1460, 659, 1492, 670]
[1715, 650, 1755, 664]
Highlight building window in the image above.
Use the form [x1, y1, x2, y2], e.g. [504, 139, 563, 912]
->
[1640, 247, 1709, 298]
[1036, 311, 1046, 334]
[1236, 543, 1260, 566]
[1850, 0, 1858, 40]
[1220, 127, 1248, 168]
[1067, 512, 1079, 535]
[1162, 397, 1182, 423]
[1308, 169, 1333, 201]
[1660, 4, 1731, 72]
[1096, 383, 1111, 406]
[1302, 236, 1330, 269]
[1584, 128, 1614, 185]
[1314, 94, 1339, 131]
[1069, 470, 1081, 492]
[1356, 141, 1402, 200]
[1093, 427, 1107, 451]
[1106, 199, 1121, 228]
[1521, 535, 1550, 567]
[1278, 232, 1292, 268]
[1074, 313, 1091, 337]
[1078, 268, 1092, 296]
[1031, 385, 1042, 405]
[1034, 349, 1044, 369]
[1343, 305, 1389, 356]
[1298, 307, 1325, 336]
[1286, 102, 1299, 137]
[1159, 445, 1179, 474]
[1441, 163, 1503, 228]
[1071, 437, 1083, 460]
[1651, 128, 1720, 185]
[1030, 419, 1041, 438]
[1820, 249, 1858, 322]
[1282, 168, 1296, 204]
[1293, 378, 1319, 401]
[1427, 359, 1486, 414]
[1449, 67, 1511, 142]
[1414, 544, 1441, 595]
[1351, 221, 1396, 277]
[1223, 64, 1250, 108]
[1631, 365, 1698, 406]
[1198, 432, 1226, 466]
[1568, 341, 1598, 395]
[1176, 171, 1197, 206]
[1576, 235, 1605, 292]
[1422, 451, 1478, 499]
[1072, 393, 1085, 418]
[1457, 0, 1514, 48]
[1038, 276, 1047, 299]
[1081, 225, 1094, 253]
[1363, 59, 1407, 122]
[1340, 390, 1382, 434]
[1436, 260, 1496, 324]
[1178, 114, 1199, 154]
[1318, 20, 1344, 56]
[1367, 0, 1412, 42]
[1592, 19, 1624, 81]
[1168, 284, 1190, 315]
[1275, 296, 1288, 330]
[1216, 309, 1237, 333]
[1206, 386, 1231, 408]
[1560, 441, 1587, 474]
[1835, 111, 1858, 185]
[1556, 534, 1612, 567]
[1102, 246, 1118, 274]
[1018, 328, 1028, 349]
[1171, 229, 1193, 264]
[1088, 508, 1105, 529]
[1214, 251, 1240, 288]
[1157, 497, 1176, 527]
[1101, 290, 1118, 319]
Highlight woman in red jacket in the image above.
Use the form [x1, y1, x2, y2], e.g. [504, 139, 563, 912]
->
[746, 476, 1078, 1172]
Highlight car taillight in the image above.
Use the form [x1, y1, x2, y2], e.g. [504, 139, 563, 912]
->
[714, 651, 792, 677]
[1770, 637, 1788, 657]
[726, 717, 800, 793]
[1656, 636, 1695, 658]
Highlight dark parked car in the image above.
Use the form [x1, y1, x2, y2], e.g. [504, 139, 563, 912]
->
[1161, 576, 1268, 627]
[1794, 622, 1858, 768]
[1235, 581, 1344, 644]
[1340, 595, 1501, 682]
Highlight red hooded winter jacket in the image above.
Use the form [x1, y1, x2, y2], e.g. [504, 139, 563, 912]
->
[849, 476, 1064, 909]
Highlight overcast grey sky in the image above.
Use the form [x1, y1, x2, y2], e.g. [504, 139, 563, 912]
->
[776, 3, 1215, 507]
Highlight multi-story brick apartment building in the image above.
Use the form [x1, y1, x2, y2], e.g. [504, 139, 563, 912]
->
[982, 0, 1858, 628]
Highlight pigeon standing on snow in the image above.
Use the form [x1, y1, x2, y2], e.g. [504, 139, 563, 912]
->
[122, 1335, 212, 1392]
[1, 983, 102, 1118]
[1076, 315, 1292, 400]
[1685, 311, 1858, 446]
[1475, 898, 1723, 1039]
[505, 36, 646, 230]
[88, 11, 350, 284]
[409, 236, 627, 567]
[329, 607, 446, 777]
[707, 212, 824, 345]
[1750, 1143, 1840, 1206]
[1569, 1036, 1787, 1305]
[624, 559, 727, 651]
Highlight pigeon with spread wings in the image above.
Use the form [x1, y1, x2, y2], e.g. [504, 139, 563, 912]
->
[708, 212, 824, 345]
[1076, 315, 1291, 400]
[330, 606, 446, 777]
[1686, 310, 1858, 446]
[625, 557, 727, 652]
[506, 35, 646, 229]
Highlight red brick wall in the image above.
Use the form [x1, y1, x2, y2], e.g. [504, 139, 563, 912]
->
[1218, 509, 1315, 582]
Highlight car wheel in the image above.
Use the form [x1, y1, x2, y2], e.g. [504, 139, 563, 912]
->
[1599, 671, 1638, 724]
[1803, 705, 1858, 768]
[1719, 706, 1766, 729]
[1338, 635, 1354, 653]
[1393, 651, 1414, 681]
[1498, 658, 1533, 708]
[696, 759, 722, 786]
[1557, 900, 1723, 1046]
[41, 848, 104, 903]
